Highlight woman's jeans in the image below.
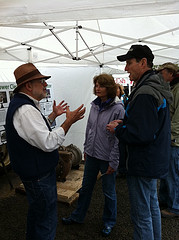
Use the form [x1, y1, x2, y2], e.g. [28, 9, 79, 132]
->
[22, 169, 57, 240]
[159, 146, 179, 214]
[127, 176, 161, 240]
[71, 155, 117, 227]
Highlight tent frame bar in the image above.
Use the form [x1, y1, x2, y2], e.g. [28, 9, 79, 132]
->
[43, 22, 76, 59]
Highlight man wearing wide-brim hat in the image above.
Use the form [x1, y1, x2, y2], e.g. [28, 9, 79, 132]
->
[158, 62, 179, 219]
[5, 63, 86, 240]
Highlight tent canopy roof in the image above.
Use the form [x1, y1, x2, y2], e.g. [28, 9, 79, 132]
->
[0, 0, 179, 67]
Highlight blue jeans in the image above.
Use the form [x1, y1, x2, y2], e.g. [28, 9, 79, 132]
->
[159, 146, 179, 214]
[71, 155, 117, 227]
[127, 176, 161, 240]
[22, 169, 57, 240]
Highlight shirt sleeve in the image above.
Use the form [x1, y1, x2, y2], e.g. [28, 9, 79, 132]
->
[13, 104, 65, 152]
[109, 105, 125, 171]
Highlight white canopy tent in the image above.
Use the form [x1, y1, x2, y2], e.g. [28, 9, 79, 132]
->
[0, 0, 179, 152]
[0, 0, 179, 67]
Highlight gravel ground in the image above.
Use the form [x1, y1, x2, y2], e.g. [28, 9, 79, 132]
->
[0, 169, 179, 240]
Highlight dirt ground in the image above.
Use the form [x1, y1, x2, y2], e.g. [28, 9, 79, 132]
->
[0, 168, 179, 240]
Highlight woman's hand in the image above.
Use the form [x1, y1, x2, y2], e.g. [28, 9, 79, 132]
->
[106, 166, 115, 175]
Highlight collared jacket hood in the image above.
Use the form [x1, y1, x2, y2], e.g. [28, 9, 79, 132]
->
[131, 71, 173, 106]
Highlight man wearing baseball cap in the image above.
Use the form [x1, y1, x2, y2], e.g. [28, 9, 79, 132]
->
[107, 45, 173, 239]
[5, 63, 85, 240]
[158, 62, 179, 219]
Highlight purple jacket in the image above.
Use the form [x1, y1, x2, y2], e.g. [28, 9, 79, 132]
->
[84, 96, 125, 171]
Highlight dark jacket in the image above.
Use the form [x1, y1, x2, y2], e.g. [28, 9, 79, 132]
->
[170, 74, 179, 147]
[115, 70, 173, 179]
[5, 93, 59, 180]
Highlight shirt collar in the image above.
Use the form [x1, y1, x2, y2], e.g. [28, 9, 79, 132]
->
[19, 92, 40, 109]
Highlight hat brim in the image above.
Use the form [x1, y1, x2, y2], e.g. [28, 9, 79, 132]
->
[157, 66, 165, 72]
[13, 75, 51, 93]
[157, 64, 178, 73]
[117, 53, 134, 62]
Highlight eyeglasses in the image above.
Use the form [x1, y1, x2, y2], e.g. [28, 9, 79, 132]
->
[39, 79, 47, 84]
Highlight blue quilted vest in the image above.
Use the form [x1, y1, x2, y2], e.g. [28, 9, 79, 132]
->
[5, 93, 59, 180]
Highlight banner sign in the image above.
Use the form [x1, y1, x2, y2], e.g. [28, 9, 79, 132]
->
[114, 76, 133, 86]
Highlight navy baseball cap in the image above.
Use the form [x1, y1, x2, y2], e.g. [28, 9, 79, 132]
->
[117, 45, 154, 62]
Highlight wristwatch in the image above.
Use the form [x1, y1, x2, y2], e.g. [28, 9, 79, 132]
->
[48, 117, 54, 124]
